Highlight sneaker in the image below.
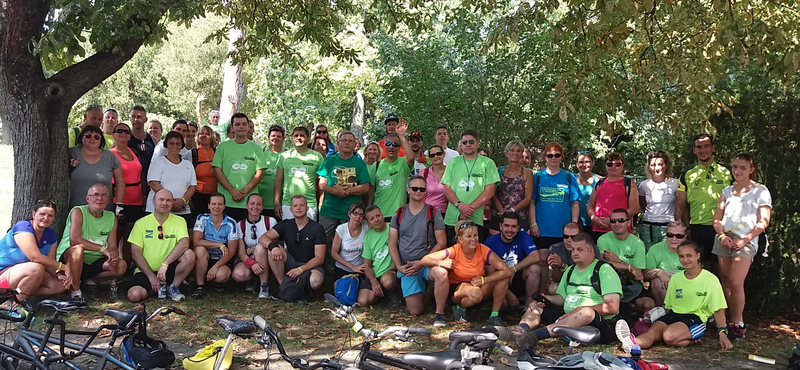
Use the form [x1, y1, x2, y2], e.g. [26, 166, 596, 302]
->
[728, 323, 746, 340]
[515, 330, 539, 349]
[245, 278, 258, 293]
[487, 315, 504, 327]
[495, 325, 527, 341]
[215, 282, 226, 293]
[168, 284, 185, 302]
[615, 319, 638, 354]
[433, 313, 447, 327]
[389, 292, 403, 308]
[257, 285, 272, 300]
[191, 286, 205, 299]
[452, 305, 468, 323]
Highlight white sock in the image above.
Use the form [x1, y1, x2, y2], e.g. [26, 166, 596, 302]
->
[70, 290, 82, 298]
[737, 321, 745, 327]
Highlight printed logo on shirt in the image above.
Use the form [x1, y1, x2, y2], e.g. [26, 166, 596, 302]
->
[375, 248, 389, 260]
[696, 291, 708, 297]
[145, 230, 154, 239]
[457, 179, 476, 190]
[501, 252, 520, 267]
[575, 286, 590, 295]
[231, 162, 249, 172]
[290, 167, 308, 177]
[302, 161, 317, 166]
[675, 288, 683, 299]
[540, 186, 566, 203]
[264, 168, 277, 175]
[244, 155, 256, 161]
[378, 179, 393, 188]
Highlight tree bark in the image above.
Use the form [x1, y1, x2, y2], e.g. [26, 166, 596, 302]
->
[350, 90, 366, 142]
[219, 26, 245, 121]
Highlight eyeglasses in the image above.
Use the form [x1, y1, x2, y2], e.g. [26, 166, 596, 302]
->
[606, 161, 624, 167]
[461, 139, 476, 145]
[458, 221, 477, 230]
[429, 151, 444, 157]
[316, 130, 327, 135]
[409, 187, 427, 192]
[157, 225, 164, 240]
[546, 153, 562, 159]
[251, 224, 258, 240]
[563, 233, 579, 240]
[113, 129, 131, 135]
[339, 138, 355, 144]
[84, 133, 101, 140]
[609, 218, 629, 223]
[88, 193, 109, 198]
[666, 232, 686, 239]
[385, 142, 400, 147]
[350, 212, 364, 218]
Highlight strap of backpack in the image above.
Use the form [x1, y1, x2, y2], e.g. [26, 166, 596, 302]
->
[264, 216, 271, 230]
[591, 260, 607, 296]
[185, 347, 222, 363]
[533, 171, 540, 201]
[394, 206, 405, 232]
[624, 177, 632, 198]
[239, 219, 246, 235]
[191, 147, 199, 167]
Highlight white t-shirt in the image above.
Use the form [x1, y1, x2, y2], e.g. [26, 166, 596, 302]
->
[334, 222, 369, 272]
[638, 178, 679, 223]
[145, 156, 197, 214]
[152, 144, 192, 162]
[721, 183, 772, 248]
[238, 216, 278, 256]
[425, 147, 459, 165]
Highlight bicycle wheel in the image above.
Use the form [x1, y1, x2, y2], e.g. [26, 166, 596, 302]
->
[0, 357, 14, 370]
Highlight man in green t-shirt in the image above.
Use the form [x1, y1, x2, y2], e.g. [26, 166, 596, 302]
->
[211, 113, 267, 221]
[317, 130, 371, 247]
[57, 184, 127, 302]
[495, 233, 623, 347]
[361, 205, 400, 307]
[68, 105, 104, 147]
[127, 189, 196, 303]
[274, 126, 324, 220]
[373, 121, 415, 220]
[442, 129, 500, 244]
[259, 124, 286, 219]
[597, 208, 654, 313]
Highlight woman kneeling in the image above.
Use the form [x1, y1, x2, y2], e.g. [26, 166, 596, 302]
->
[616, 240, 732, 351]
[422, 220, 511, 326]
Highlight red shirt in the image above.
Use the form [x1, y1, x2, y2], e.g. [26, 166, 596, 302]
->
[378, 138, 406, 159]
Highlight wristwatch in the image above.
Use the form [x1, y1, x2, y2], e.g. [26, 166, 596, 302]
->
[454, 201, 461, 208]
[509, 207, 516, 212]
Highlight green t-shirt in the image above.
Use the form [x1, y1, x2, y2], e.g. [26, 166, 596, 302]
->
[374, 158, 413, 216]
[678, 162, 733, 225]
[441, 155, 501, 226]
[362, 227, 393, 278]
[56, 206, 115, 264]
[277, 148, 324, 206]
[645, 242, 685, 274]
[258, 149, 282, 210]
[665, 269, 727, 322]
[597, 232, 646, 269]
[211, 139, 267, 209]
[366, 162, 378, 185]
[128, 214, 189, 273]
[556, 259, 623, 319]
[317, 153, 371, 220]
[207, 121, 230, 141]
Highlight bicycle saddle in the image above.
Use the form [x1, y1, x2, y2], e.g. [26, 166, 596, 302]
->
[552, 326, 601, 344]
[38, 299, 87, 313]
[216, 317, 256, 335]
[402, 350, 461, 370]
[104, 307, 140, 327]
[448, 328, 498, 349]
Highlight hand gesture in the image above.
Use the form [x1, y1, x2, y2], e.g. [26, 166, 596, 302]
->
[547, 253, 563, 268]
[251, 262, 264, 275]
[287, 267, 302, 278]
[732, 238, 747, 250]
[275, 206, 283, 219]
[228, 94, 237, 105]
[371, 280, 384, 297]
[104, 246, 120, 266]
[70, 158, 80, 168]
[602, 250, 622, 263]
[530, 224, 541, 238]
[157, 264, 168, 282]
[395, 119, 408, 137]
[197, 93, 206, 103]
[470, 275, 484, 287]
[438, 258, 454, 270]
[207, 266, 218, 281]
[270, 247, 284, 261]
[220, 245, 231, 260]
[149, 275, 161, 293]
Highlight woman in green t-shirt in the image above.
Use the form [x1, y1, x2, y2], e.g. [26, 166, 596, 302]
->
[616, 240, 732, 352]
[644, 221, 688, 306]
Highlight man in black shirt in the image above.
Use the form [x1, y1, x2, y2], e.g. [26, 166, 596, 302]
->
[259, 195, 326, 291]
[127, 105, 156, 194]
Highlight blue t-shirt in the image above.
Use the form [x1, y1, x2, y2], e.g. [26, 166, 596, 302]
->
[484, 231, 537, 268]
[193, 214, 241, 258]
[577, 174, 597, 227]
[0, 221, 58, 270]
[533, 169, 580, 238]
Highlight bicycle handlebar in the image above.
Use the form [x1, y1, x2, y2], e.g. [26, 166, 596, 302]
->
[323, 293, 430, 341]
[253, 315, 268, 331]
[323, 293, 343, 307]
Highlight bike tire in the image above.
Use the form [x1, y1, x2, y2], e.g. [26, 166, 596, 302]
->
[0, 357, 15, 370]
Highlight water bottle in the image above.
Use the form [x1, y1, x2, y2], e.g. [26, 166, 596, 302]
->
[158, 281, 167, 299]
[630, 345, 642, 362]
[109, 279, 118, 299]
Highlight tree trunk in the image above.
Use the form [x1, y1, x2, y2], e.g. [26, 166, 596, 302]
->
[350, 90, 365, 142]
[219, 26, 245, 121]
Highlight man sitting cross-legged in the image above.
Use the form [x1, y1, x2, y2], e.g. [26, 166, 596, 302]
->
[192, 192, 240, 298]
[127, 189, 196, 302]
[56, 184, 127, 302]
[495, 232, 623, 348]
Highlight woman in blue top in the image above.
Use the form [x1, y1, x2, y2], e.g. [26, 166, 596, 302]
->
[0, 200, 71, 302]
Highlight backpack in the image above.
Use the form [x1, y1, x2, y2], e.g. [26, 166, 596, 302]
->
[595, 176, 632, 199]
[278, 270, 312, 302]
[122, 333, 175, 370]
[532, 170, 575, 202]
[790, 343, 800, 370]
[192, 146, 215, 168]
[564, 260, 610, 296]
[394, 204, 436, 250]
[334, 274, 361, 306]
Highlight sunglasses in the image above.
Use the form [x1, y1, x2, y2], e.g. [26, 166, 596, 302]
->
[578, 150, 592, 155]
[606, 161, 624, 167]
[461, 139, 476, 145]
[458, 221, 477, 230]
[409, 187, 426, 193]
[563, 233, 579, 240]
[84, 133, 101, 140]
[157, 225, 164, 240]
[251, 224, 258, 240]
[429, 151, 444, 157]
[385, 142, 400, 148]
[295, 232, 301, 243]
[666, 232, 686, 239]
[140, 141, 147, 152]
[316, 130, 327, 135]
[609, 218, 629, 223]
[546, 153, 563, 159]
[113, 129, 131, 135]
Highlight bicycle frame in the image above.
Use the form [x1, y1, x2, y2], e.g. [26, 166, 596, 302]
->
[354, 340, 426, 370]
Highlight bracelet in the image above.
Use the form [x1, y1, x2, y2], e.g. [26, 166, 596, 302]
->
[161, 262, 169, 268]
[530, 222, 538, 227]
[245, 257, 258, 269]
[298, 267, 303, 273]
[268, 243, 279, 251]
[717, 234, 725, 240]
[56, 262, 63, 272]
[181, 197, 187, 204]
[100, 245, 108, 253]
[511, 265, 517, 273]
[656, 270, 663, 277]
[717, 327, 729, 335]
[628, 264, 632, 272]
[220, 244, 226, 250]
[480, 276, 485, 286]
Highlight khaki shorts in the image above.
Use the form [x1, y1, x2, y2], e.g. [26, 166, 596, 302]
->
[712, 235, 757, 262]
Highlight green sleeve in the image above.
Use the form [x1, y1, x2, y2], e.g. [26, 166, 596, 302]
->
[316, 156, 331, 178]
[598, 264, 623, 296]
[664, 274, 677, 310]
[556, 268, 568, 299]
[356, 160, 371, 185]
[632, 239, 646, 269]
[128, 221, 143, 246]
[68, 129, 76, 147]
[276, 152, 285, 170]
[483, 157, 501, 185]
[705, 274, 728, 313]
[257, 146, 268, 170]
[175, 218, 189, 240]
[211, 144, 223, 168]
[596, 234, 610, 254]
[361, 234, 373, 259]
[441, 163, 455, 187]
[645, 248, 657, 270]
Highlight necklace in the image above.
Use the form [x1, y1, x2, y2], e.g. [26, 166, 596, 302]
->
[462, 156, 478, 191]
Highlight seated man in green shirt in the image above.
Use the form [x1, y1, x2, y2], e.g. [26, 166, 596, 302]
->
[360, 205, 400, 307]
[495, 233, 623, 347]
[127, 189, 196, 303]
[57, 184, 127, 302]
[597, 208, 655, 313]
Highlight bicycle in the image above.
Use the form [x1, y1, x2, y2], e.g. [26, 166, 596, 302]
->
[0, 288, 184, 370]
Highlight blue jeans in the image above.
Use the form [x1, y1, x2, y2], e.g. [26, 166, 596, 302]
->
[639, 222, 667, 252]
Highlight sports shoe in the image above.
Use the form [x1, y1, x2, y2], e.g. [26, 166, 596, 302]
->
[615, 319, 638, 354]
[495, 325, 527, 341]
[487, 315, 504, 327]
[168, 284, 185, 302]
[728, 323, 746, 340]
[389, 291, 403, 308]
[192, 286, 205, 299]
[515, 330, 539, 349]
[452, 305, 468, 323]
[245, 278, 258, 293]
[433, 313, 447, 327]
[258, 284, 272, 300]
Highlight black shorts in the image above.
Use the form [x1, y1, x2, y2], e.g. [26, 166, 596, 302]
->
[509, 271, 527, 298]
[225, 207, 248, 223]
[689, 224, 716, 262]
[333, 267, 365, 282]
[261, 209, 277, 219]
[192, 192, 212, 216]
[131, 261, 179, 293]
[445, 224, 490, 246]
[81, 256, 109, 281]
[533, 236, 562, 251]
[118, 205, 146, 225]
[540, 301, 619, 344]
[657, 312, 706, 340]
[285, 253, 324, 276]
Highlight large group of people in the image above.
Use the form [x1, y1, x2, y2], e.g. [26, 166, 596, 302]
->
[0, 102, 772, 354]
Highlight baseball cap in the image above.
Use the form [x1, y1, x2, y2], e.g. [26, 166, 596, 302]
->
[409, 132, 423, 140]
[384, 113, 399, 124]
